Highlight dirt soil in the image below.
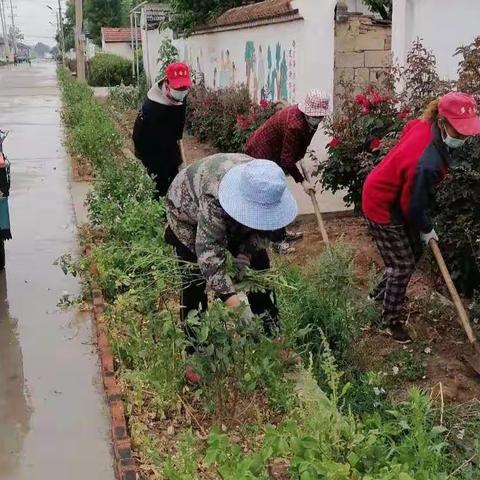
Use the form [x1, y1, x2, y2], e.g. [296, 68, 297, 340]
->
[290, 215, 480, 403]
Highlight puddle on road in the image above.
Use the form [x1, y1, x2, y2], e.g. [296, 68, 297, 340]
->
[0, 272, 31, 476]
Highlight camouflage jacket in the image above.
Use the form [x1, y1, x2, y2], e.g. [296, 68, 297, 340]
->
[166, 153, 268, 297]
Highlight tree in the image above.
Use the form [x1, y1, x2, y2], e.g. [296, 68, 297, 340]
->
[33, 42, 52, 59]
[169, 0, 262, 33]
[61, 0, 75, 52]
[84, 0, 123, 45]
[362, 0, 392, 20]
[8, 26, 24, 45]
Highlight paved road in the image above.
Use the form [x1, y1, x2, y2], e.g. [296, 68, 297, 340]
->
[0, 62, 114, 479]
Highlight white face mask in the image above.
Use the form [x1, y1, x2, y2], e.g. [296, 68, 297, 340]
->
[169, 88, 189, 102]
[443, 132, 466, 149]
[305, 115, 323, 129]
[441, 121, 467, 149]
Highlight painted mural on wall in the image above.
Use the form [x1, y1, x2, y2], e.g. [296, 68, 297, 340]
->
[181, 39, 296, 103]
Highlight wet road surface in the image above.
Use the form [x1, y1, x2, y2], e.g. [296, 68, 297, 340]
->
[0, 62, 114, 479]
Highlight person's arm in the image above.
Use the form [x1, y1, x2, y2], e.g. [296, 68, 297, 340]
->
[408, 156, 443, 233]
[195, 197, 237, 300]
[280, 127, 307, 183]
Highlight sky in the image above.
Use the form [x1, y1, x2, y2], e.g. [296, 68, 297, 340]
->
[1, 0, 67, 47]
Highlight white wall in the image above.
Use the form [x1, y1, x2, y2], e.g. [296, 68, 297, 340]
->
[392, 0, 480, 80]
[143, 0, 347, 213]
[103, 42, 134, 61]
[141, 27, 173, 85]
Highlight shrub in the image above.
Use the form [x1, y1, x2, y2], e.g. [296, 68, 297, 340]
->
[278, 244, 376, 366]
[433, 36, 480, 294]
[156, 37, 178, 81]
[186, 85, 277, 152]
[319, 83, 405, 209]
[58, 67, 122, 168]
[88, 53, 133, 87]
[109, 84, 142, 111]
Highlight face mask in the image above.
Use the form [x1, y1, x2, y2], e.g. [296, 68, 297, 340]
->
[305, 115, 323, 129]
[443, 133, 466, 149]
[169, 88, 189, 102]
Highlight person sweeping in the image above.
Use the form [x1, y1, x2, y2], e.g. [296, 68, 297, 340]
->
[244, 90, 330, 252]
[133, 62, 192, 198]
[165, 154, 298, 351]
[362, 92, 480, 343]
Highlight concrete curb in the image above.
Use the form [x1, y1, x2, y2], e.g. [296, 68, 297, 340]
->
[86, 245, 137, 480]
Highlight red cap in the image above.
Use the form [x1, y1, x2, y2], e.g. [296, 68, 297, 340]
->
[165, 62, 192, 90]
[438, 92, 480, 136]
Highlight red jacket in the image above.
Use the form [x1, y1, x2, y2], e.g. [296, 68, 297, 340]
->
[362, 119, 450, 233]
[244, 105, 315, 183]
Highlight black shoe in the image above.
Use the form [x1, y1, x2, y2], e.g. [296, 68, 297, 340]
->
[380, 323, 412, 344]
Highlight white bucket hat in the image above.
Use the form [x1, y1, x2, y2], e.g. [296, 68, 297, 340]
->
[218, 160, 298, 231]
[299, 89, 330, 117]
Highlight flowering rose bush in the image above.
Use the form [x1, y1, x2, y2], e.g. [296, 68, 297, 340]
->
[318, 84, 405, 209]
[186, 85, 276, 152]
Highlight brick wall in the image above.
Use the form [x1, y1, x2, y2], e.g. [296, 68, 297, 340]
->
[334, 14, 392, 109]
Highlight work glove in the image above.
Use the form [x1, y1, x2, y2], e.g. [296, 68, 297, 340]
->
[302, 180, 315, 195]
[421, 229, 439, 246]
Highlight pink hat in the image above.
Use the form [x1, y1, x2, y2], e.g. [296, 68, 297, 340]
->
[299, 90, 330, 117]
[438, 92, 480, 136]
[166, 62, 192, 90]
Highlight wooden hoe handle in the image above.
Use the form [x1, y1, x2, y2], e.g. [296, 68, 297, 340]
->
[429, 239, 480, 354]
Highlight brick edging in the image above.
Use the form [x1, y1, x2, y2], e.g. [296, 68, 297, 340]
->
[86, 245, 137, 480]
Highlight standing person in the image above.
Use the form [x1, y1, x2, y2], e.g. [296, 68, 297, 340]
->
[362, 92, 480, 343]
[133, 62, 192, 198]
[165, 154, 298, 345]
[244, 89, 330, 251]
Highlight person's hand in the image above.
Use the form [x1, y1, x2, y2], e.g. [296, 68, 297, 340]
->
[233, 254, 251, 281]
[233, 254, 251, 268]
[421, 229, 439, 246]
[224, 294, 242, 308]
[302, 180, 315, 195]
[224, 294, 254, 322]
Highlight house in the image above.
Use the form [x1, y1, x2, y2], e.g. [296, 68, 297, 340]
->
[101, 27, 141, 61]
[392, 0, 480, 80]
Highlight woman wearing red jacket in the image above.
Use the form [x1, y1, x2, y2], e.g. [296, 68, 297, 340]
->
[362, 92, 480, 343]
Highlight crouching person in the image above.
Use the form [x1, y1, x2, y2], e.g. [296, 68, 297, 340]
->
[165, 154, 298, 348]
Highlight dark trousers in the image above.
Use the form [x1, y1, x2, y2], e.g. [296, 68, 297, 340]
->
[165, 227, 279, 339]
[368, 220, 423, 325]
[140, 158, 179, 199]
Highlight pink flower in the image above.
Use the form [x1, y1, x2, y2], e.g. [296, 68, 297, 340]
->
[398, 108, 410, 120]
[328, 137, 341, 149]
[370, 138, 381, 150]
[236, 115, 251, 130]
[259, 99, 269, 109]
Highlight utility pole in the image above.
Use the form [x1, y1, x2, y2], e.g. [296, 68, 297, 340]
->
[9, 0, 16, 55]
[74, 0, 85, 81]
[0, 0, 11, 61]
[57, 0, 65, 65]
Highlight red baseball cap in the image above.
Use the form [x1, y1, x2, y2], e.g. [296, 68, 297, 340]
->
[166, 62, 192, 90]
[438, 92, 480, 136]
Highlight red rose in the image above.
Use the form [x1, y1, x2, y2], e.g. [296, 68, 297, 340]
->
[259, 99, 269, 109]
[370, 91, 383, 106]
[328, 137, 341, 149]
[236, 115, 250, 130]
[398, 108, 410, 120]
[355, 94, 368, 106]
[370, 138, 381, 150]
